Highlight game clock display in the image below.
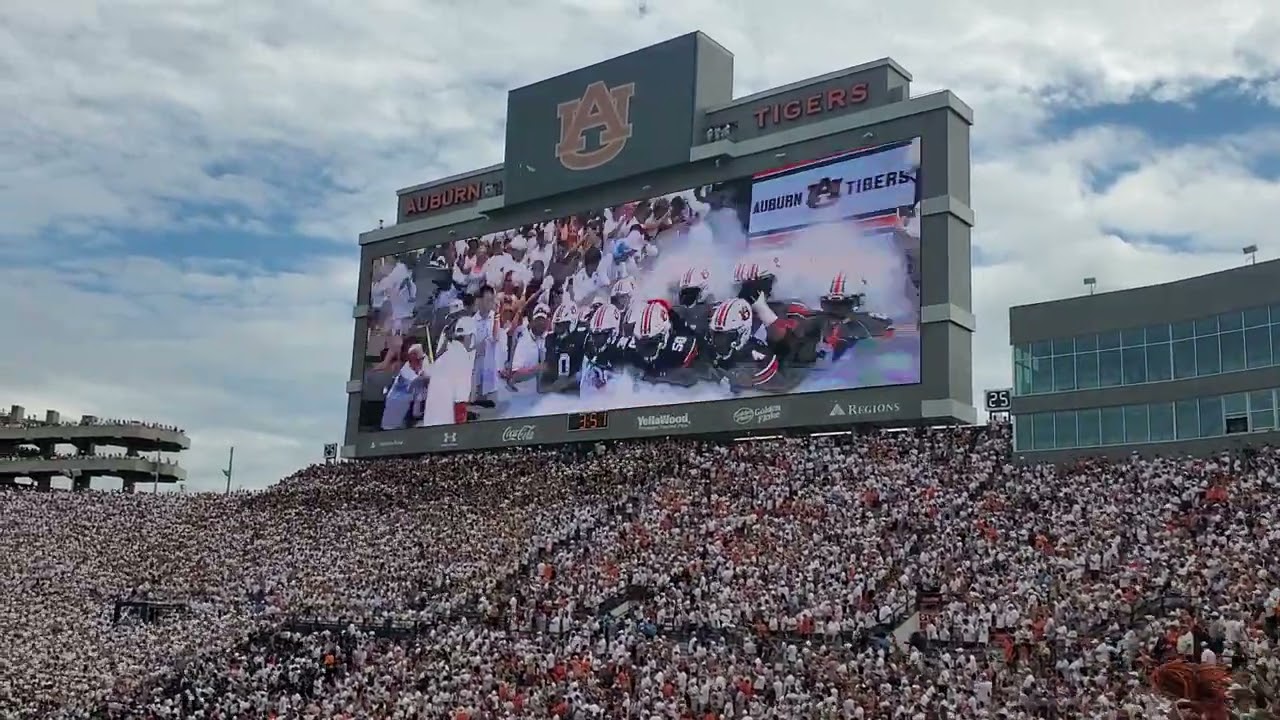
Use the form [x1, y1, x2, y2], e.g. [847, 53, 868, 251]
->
[567, 411, 610, 432]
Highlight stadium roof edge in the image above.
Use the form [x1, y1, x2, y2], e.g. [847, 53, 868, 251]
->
[1009, 257, 1280, 312]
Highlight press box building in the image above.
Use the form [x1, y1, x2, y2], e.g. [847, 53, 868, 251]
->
[1008, 259, 1280, 461]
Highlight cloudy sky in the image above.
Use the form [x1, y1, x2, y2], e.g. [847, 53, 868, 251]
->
[2, 0, 1278, 490]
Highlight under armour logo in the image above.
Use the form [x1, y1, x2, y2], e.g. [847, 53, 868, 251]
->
[442, 432, 457, 444]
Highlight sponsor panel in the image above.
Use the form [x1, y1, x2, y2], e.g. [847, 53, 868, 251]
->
[733, 404, 783, 426]
[636, 412, 692, 432]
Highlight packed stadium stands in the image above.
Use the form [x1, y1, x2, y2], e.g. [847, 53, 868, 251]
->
[1, 427, 1278, 719]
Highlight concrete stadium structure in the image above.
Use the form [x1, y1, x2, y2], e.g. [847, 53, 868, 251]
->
[0, 406, 189, 492]
[1009, 259, 1280, 461]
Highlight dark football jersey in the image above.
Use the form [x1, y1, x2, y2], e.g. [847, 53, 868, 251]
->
[539, 328, 587, 393]
[633, 330, 703, 387]
[671, 302, 713, 338]
[711, 337, 791, 392]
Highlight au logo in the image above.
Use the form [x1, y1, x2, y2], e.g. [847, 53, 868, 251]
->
[555, 81, 635, 171]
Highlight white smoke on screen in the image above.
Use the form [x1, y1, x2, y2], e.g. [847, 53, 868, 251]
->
[500, 196, 919, 420]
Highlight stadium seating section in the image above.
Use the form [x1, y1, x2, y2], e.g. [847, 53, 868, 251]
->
[1, 427, 1278, 718]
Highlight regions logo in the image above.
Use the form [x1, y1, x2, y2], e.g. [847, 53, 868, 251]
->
[500, 425, 537, 443]
[555, 81, 636, 171]
[829, 402, 902, 417]
[733, 404, 783, 426]
[636, 412, 691, 431]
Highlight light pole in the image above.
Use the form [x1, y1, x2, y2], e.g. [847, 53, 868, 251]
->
[1243, 245, 1258, 265]
[1083, 277, 1097, 295]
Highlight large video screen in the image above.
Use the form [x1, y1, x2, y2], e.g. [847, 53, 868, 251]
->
[359, 138, 921, 431]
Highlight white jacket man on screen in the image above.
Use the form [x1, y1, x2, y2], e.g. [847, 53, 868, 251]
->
[419, 316, 477, 426]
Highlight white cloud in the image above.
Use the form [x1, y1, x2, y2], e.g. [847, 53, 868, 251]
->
[1, 0, 1278, 486]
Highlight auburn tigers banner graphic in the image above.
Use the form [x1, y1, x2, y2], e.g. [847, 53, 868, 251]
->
[747, 139, 920, 237]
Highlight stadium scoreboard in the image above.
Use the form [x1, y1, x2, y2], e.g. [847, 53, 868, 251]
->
[345, 33, 976, 457]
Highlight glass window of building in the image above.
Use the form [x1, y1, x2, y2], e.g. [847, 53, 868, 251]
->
[1122, 346, 1147, 385]
[1098, 350, 1123, 387]
[1013, 415, 1031, 452]
[1146, 342, 1172, 382]
[1243, 306, 1269, 328]
[1250, 390, 1275, 432]
[1075, 333, 1098, 352]
[1077, 409, 1101, 447]
[1052, 355, 1076, 392]
[1097, 331, 1121, 350]
[1218, 311, 1243, 332]
[1075, 351, 1100, 389]
[1195, 335, 1221, 376]
[1171, 320, 1195, 341]
[1100, 407, 1125, 445]
[1146, 323, 1171, 343]
[1054, 411, 1077, 448]
[1014, 345, 1033, 395]
[1272, 323, 1280, 371]
[1123, 405, 1149, 443]
[1148, 402, 1175, 442]
[1031, 340, 1052, 358]
[1198, 396, 1224, 438]
[1172, 339, 1196, 379]
[1219, 330, 1246, 373]
[1195, 316, 1218, 336]
[1175, 400, 1199, 440]
[1121, 328, 1145, 347]
[1030, 357, 1053, 394]
[1052, 337, 1074, 355]
[1245, 325, 1272, 369]
[1032, 413, 1055, 451]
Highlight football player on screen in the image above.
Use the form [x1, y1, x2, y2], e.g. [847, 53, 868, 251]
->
[579, 304, 630, 400]
[672, 267, 716, 337]
[706, 298, 801, 393]
[538, 300, 588, 394]
[631, 300, 705, 388]
[812, 271, 896, 362]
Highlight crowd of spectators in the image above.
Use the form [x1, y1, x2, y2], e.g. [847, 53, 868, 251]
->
[1, 426, 1278, 719]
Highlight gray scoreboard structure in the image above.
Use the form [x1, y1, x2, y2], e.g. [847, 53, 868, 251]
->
[344, 32, 976, 457]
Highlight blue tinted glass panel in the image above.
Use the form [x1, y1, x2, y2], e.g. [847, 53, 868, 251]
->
[1122, 347, 1147, 385]
[1032, 413, 1055, 451]
[1052, 355, 1076, 391]
[1014, 415, 1031, 452]
[1249, 390, 1274, 413]
[1195, 316, 1218, 336]
[1145, 323, 1171, 343]
[1175, 400, 1199, 440]
[1098, 350, 1123, 387]
[1245, 326, 1272, 369]
[1074, 334, 1098, 352]
[1219, 331, 1245, 373]
[1077, 409, 1101, 447]
[1198, 397, 1224, 438]
[1272, 325, 1280, 367]
[1252, 410, 1275, 431]
[1100, 407, 1125, 445]
[1075, 352, 1100, 389]
[1054, 411, 1078, 449]
[1146, 343, 1172, 382]
[1097, 331, 1121, 350]
[1171, 321, 1195, 341]
[1121, 328, 1145, 347]
[1030, 357, 1053, 394]
[1224, 393, 1247, 416]
[1172, 339, 1197, 379]
[1218, 311, 1243, 332]
[1149, 402, 1175, 442]
[1123, 405, 1149, 443]
[1243, 307, 1269, 328]
[1031, 340, 1052, 358]
[1052, 337, 1074, 355]
[1195, 336, 1220, 375]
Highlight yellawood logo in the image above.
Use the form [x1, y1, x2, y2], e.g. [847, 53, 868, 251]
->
[555, 81, 635, 171]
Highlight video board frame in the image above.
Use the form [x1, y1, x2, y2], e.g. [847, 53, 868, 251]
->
[346, 94, 974, 457]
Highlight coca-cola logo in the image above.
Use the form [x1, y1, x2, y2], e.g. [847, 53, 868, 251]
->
[500, 424, 536, 443]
